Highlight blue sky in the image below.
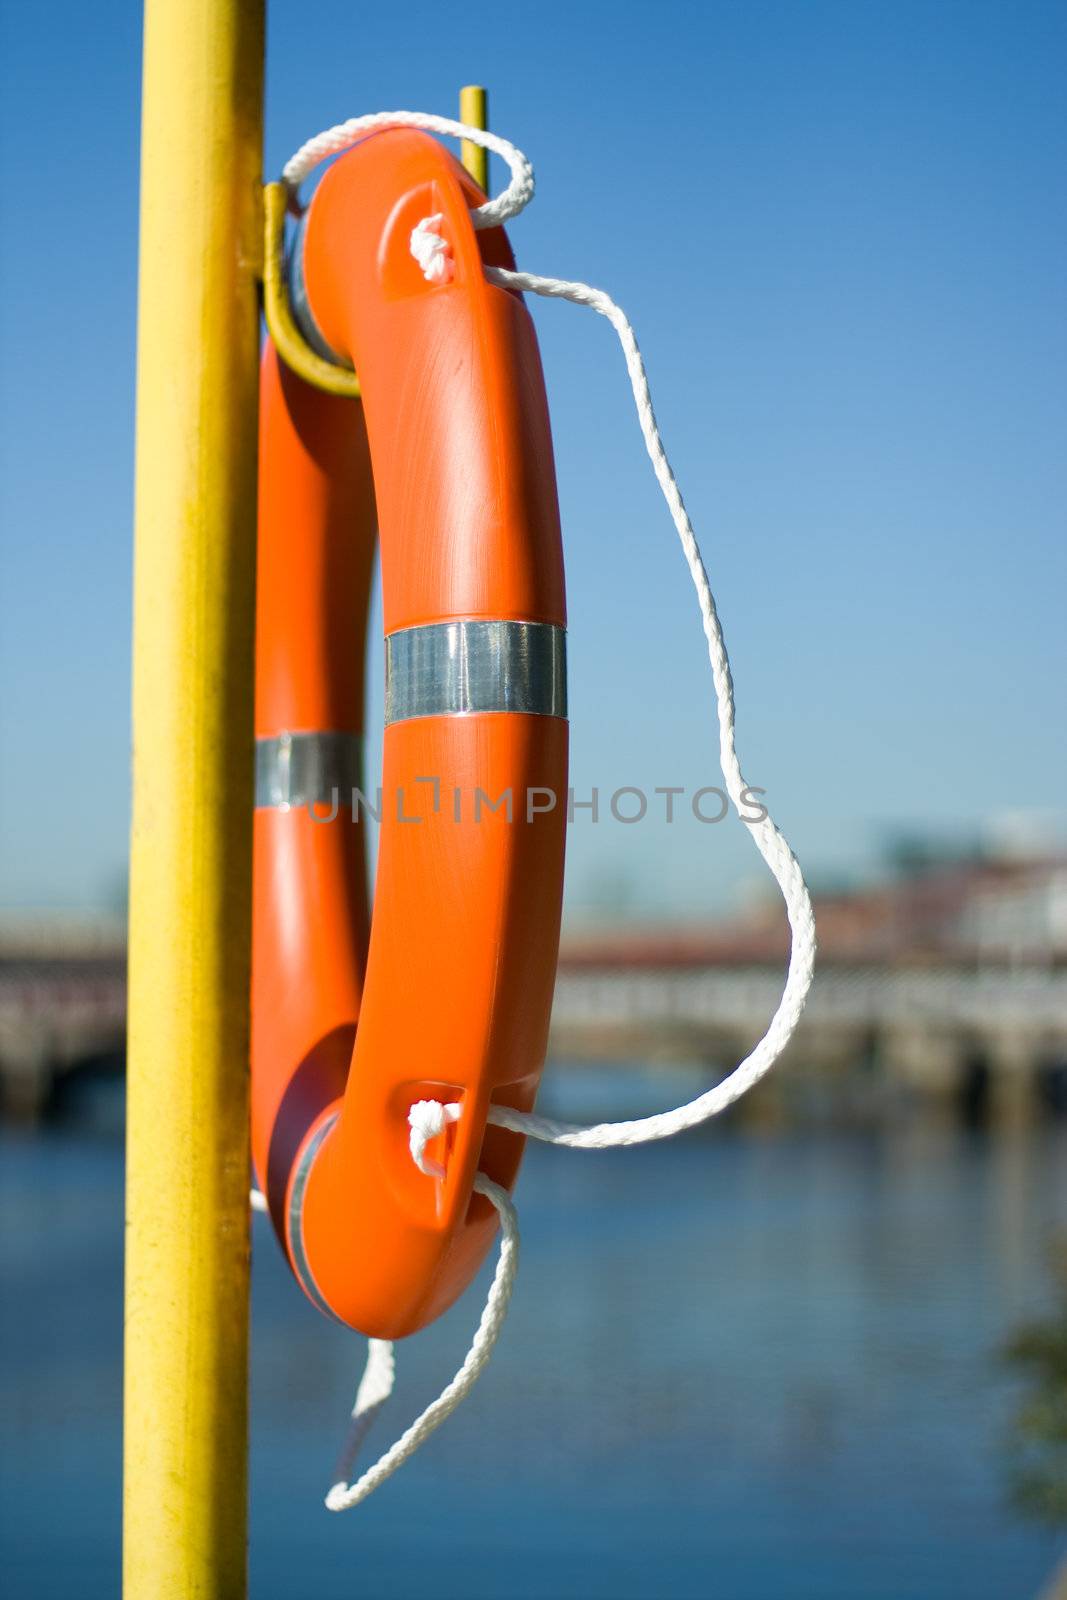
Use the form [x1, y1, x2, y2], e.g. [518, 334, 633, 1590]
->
[1, 0, 1064, 917]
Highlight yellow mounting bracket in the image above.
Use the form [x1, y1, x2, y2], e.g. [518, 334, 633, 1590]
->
[261, 86, 489, 400]
[261, 181, 362, 399]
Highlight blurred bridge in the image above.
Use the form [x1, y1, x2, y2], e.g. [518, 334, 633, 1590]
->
[550, 960, 1067, 1126]
[2, 893, 1066, 1124]
[551, 855, 1067, 1124]
[0, 916, 127, 1119]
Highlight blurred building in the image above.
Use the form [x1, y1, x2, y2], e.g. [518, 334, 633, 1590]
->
[560, 855, 1067, 970]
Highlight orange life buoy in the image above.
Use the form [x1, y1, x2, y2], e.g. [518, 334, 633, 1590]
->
[252, 127, 568, 1339]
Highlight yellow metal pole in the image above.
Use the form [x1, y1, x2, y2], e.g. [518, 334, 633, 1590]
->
[124, 0, 263, 1595]
[459, 84, 489, 189]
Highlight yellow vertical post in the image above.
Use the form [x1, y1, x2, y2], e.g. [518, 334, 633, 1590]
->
[124, 0, 263, 1595]
[459, 84, 489, 189]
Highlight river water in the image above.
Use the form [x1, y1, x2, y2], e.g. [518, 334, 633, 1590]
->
[2, 1064, 1066, 1599]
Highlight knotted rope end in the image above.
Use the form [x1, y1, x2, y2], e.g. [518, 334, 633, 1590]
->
[408, 1098, 462, 1177]
[410, 214, 454, 284]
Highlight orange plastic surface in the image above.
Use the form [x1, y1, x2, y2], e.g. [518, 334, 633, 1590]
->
[252, 128, 567, 1337]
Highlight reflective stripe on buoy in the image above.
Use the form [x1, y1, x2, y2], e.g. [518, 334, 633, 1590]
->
[384, 620, 566, 725]
[254, 731, 363, 809]
[287, 1113, 341, 1322]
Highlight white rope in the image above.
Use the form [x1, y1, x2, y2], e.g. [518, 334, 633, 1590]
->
[324, 1174, 518, 1512]
[409, 214, 454, 285]
[408, 1097, 463, 1176]
[485, 264, 815, 1144]
[278, 107, 816, 1514]
[329, 1337, 396, 1489]
[282, 111, 533, 231]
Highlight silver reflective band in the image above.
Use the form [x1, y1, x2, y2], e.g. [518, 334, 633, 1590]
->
[255, 731, 363, 809]
[287, 212, 351, 369]
[385, 620, 567, 725]
[288, 1112, 341, 1323]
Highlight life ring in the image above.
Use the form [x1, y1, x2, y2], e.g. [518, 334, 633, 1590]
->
[252, 127, 568, 1339]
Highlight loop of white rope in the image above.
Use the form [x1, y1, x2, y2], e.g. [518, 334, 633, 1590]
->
[282, 111, 533, 231]
[328, 1337, 396, 1494]
[395, 255, 819, 1148]
[324, 1175, 518, 1513]
[276, 107, 816, 1514]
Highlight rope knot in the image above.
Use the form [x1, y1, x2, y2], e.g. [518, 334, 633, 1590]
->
[409, 214, 454, 284]
[408, 1098, 462, 1177]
